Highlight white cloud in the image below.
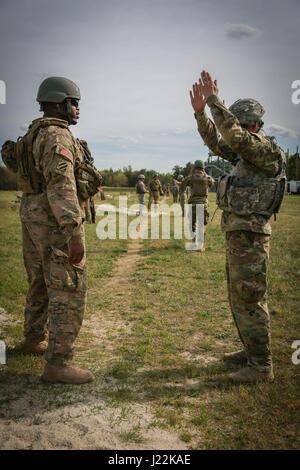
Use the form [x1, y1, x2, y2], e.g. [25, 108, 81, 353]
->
[126, 136, 140, 144]
[226, 23, 261, 39]
[267, 124, 298, 139]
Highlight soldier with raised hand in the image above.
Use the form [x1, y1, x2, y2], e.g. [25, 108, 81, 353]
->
[1, 76, 101, 384]
[136, 173, 148, 214]
[182, 160, 214, 250]
[148, 173, 163, 211]
[190, 70, 286, 383]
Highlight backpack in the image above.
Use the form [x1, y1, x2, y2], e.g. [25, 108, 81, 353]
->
[1, 118, 69, 193]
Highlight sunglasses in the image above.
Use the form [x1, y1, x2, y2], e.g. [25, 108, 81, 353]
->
[70, 98, 80, 108]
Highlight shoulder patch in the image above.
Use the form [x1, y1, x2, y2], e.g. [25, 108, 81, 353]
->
[55, 144, 73, 163]
[56, 160, 68, 172]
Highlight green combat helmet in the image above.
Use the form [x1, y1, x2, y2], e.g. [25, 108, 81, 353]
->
[194, 160, 204, 169]
[37, 76, 80, 103]
[229, 98, 265, 126]
[138, 174, 145, 179]
[178, 174, 184, 180]
[36, 76, 81, 124]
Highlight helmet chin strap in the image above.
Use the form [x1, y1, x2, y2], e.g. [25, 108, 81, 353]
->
[51, 99, 76, 125]
[66, 99, 77, 125]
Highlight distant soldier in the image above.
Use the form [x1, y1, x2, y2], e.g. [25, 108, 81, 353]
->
[136, 174, 148, 214]
[1, 76, 101, 384]
[78, 139, 101, 224]
[171, 179, 179, 203]
[165, 183, 170, 197]
[182, 160, 214, 249]
[148, 174, 163, 210]
[178, 174, 187, 216]
[190, 70, 286, 383]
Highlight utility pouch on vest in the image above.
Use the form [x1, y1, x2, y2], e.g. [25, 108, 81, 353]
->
[269, 178, 286, 215]
[2, 135, 43, 194]
[216, 174, 230, 210]
[75, 162, 102, 200]
[75, 140, 102, 200]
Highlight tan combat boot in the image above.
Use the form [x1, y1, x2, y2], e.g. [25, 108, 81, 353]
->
[228, 366, 274, 383]
[41, 363, 94, 385]
[22, 339, 48, 355]
[223, 349, 248, 364]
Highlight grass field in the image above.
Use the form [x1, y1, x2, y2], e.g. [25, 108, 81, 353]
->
[0, 189, 299, 450]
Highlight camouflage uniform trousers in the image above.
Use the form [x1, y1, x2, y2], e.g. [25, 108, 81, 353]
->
[225, 230, 272, 371]
[84, 199, 92, 224]
[148, 190, 160, 210]
[172, 193, 178, 203]
[188, 196, 209, 234]
[138, 193, 146, 214]
[179, 193, 186, 216]
[22, 222, 87, 366]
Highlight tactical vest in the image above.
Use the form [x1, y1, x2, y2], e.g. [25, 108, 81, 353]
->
[1, 118, 69, 194]
[179, 182, 186, 194]
[190, 172, 210, 198]
[136, 181, 146, 194]
[1, 120, 102, 199]
[76, 139, 102, 200]
[216, 152, 286, 217]
[171, 183, 179, 196]
[149, 179, 161, 191]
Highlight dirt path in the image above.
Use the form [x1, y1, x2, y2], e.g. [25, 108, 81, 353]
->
[80, 237, 145, 361]
[0, 236, 187, 450]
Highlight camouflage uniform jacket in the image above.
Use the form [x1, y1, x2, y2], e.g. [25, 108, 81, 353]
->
[195, 94, 286, 234]
[149, 179, 162, 192]
[171, 182, 179, 195]
[182, 171, 214, 203]
[19, 117, 85, 242]
[136, 180, 148, 194]
[178, 181, 187, 195]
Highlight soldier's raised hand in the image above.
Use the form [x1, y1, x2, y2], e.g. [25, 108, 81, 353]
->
[190, 81, 207, 113]
[199, 70, 218, 100]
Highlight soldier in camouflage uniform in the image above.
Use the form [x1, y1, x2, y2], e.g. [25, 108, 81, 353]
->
[190, 70, 286, 383]
[1, 77, 101, 384]
[78, 139, 100, 224]
[177, 175, 187, 216]
[171, 179, 179, 203]
[136, 174, 148, 214]
[182, 161, 214, 249]
[148, 174, 163, 210]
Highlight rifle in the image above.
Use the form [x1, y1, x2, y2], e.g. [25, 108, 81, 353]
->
[90, 197, 96, 224]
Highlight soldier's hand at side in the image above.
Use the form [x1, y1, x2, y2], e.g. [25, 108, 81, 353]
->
[68, 235, 84, 264]
[199, 70, 218, 100]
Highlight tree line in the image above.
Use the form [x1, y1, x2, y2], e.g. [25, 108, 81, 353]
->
[1, 152, 300, 190]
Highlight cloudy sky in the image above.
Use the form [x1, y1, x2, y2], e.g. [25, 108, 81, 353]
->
[0, 0, 299, 172]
